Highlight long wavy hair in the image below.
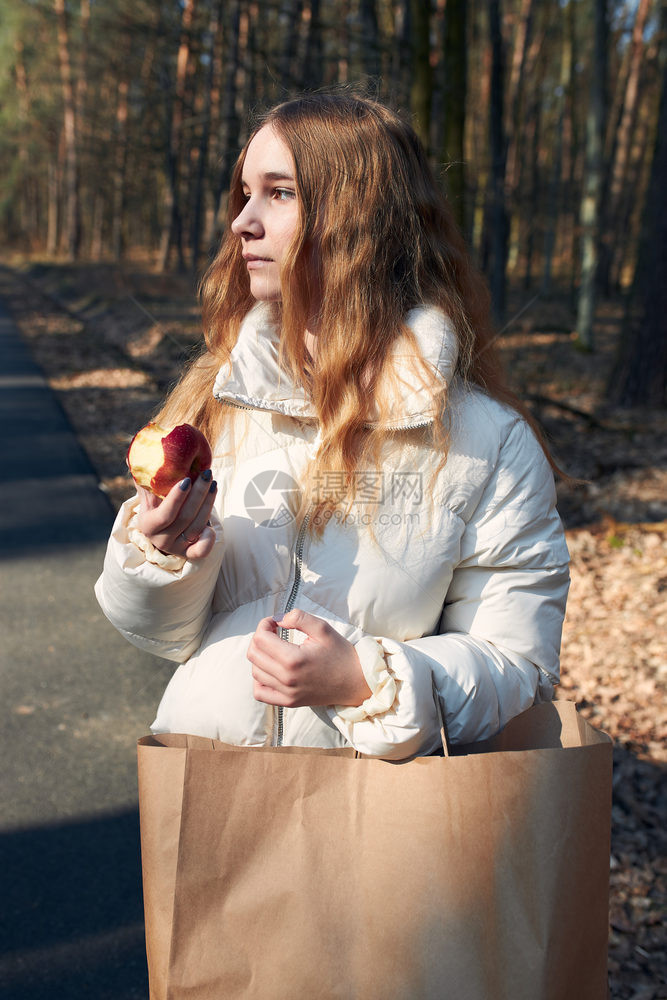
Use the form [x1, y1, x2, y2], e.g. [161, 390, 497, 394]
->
[158, 91, 559, 521]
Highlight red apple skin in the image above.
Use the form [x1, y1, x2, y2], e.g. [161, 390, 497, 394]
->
[127, 422, 212, 498]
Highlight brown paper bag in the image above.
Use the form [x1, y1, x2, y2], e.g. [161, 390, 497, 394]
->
[137, 700, 612, 1000]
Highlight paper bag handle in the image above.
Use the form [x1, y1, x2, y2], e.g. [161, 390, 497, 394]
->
[432, 674, 450, 757]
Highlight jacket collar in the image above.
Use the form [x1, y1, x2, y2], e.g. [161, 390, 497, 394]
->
[213, 301, 458, 429]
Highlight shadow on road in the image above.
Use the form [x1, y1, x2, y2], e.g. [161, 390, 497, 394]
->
[1, 809, 148, 1000]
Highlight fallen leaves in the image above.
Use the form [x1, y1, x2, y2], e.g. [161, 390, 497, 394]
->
[558, 523, 667, 999]
[49, 368, 151, 389]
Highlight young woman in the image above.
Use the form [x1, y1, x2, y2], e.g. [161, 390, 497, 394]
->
[95, 92, 570, 758]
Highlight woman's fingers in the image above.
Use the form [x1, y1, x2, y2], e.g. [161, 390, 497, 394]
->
[137, 477, 191, 533]
[250, 653, 296, 705]
[137, 471, 218, 558]
[179, 483, 218, 559]
[186, 477, 218, 534]
[253, 615, 281, 643]
[181, 521, 217, 561]
[248, 612, 371, 708]
[247, 618, 292, 697]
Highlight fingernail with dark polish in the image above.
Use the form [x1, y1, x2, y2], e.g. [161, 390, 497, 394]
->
[180, 478, 191, 491]
[201, 469, 212, 482]
[209, 481, 217, 493]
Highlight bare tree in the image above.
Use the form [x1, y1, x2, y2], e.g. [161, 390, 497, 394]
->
[279, 0, 306, 91]
[542, 4, 573, 293]
[575, 0, 607, 351]
[46, 153, 59, 257]
[302, 0, 324, 90]
[13, 38, 32, 242]
[54, 0, 80, 259]
[158, 0, 197, 272]
[488, 0, 508, 323]
[2, 0, 664, 288]
[360, 0, 381, 81]
[410, 0, 433, 152]
[210, 0, 243, 250]
[191, 0, 224, 269]
[607, 28, 667, 407]
[598, 0, 651, 296]
[441, 0, 467, 232]
[504, 0, 534, 200]
[505, 3, 543, 284]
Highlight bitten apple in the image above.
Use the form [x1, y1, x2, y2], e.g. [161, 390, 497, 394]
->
[127, 422, 212, 498]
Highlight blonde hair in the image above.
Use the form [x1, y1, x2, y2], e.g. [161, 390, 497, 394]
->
[158, 91, 560, 522]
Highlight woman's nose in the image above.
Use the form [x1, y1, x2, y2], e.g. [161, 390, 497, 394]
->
[231, 200, 263, 238]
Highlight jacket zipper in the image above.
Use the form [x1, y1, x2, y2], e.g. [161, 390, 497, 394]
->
[274, 509, 311, 746]
[220, 394, 435, 433]
[221, 385, 310, 747]
[219, 397, 252, 410]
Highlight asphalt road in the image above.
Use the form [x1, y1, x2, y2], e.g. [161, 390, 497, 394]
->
[0, 298, 172, 998]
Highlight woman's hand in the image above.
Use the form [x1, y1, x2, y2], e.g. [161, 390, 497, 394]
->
[248, 609, 373, 708]
[135, 471, 218, 560]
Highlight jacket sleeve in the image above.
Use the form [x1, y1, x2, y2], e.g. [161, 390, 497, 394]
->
[329, 418, 570, 759]
[94, 496, 225, 662]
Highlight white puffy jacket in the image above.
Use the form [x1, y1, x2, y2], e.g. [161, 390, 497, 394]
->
[95, 303, 570, 759]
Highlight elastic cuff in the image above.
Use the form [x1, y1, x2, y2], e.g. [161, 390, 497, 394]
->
[334, 636, 398, 723]
[127, 502, 186, 572]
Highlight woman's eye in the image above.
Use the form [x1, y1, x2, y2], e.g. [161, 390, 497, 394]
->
[274, 188, 296, 201]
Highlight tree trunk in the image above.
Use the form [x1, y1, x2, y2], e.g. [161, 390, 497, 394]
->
[279, 0, 305, 91]
[610, 80, 655, 291]
[440, 0, 467, 232]
[488, 0, 508, 323]
[597, 0, 651, 296]
[89, 190, 104, 261]
[504, 0, 534, 198]
[607, 46, 667, 407]
[303, 0, 324, 90]
[158, 0, 197, 273]
[563, 0, 578, 308]
[410, 0, 433, 153]
[111, 70, 130, 261]
[54, 0, 79, 259]
[387, 0, 412, 107]
[208, 6, 225, 158]
[574, 0, 607, 351]
[76, 0, 90, 251]
[337, 0, 350, 84]
[75, 0, 90, 130]
[542, 6, 572, 293]
[14, 39, 31, 244]
[506, 5, 542, 278]
[360, 0, 381, 81]
[517, 85, 540, 289]
[46, 153, 60, 257]
[191, 0, 223, 270]
[210, 0, 242, 248]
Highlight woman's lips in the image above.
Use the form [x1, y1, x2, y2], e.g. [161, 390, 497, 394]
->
[243, 255, 273, 269]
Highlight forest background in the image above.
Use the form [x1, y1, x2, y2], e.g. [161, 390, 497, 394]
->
[1, 0, 665, 381]
[0, 1, 665, 998]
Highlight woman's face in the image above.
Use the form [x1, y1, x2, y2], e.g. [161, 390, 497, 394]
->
[231, 125, 300, 302]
